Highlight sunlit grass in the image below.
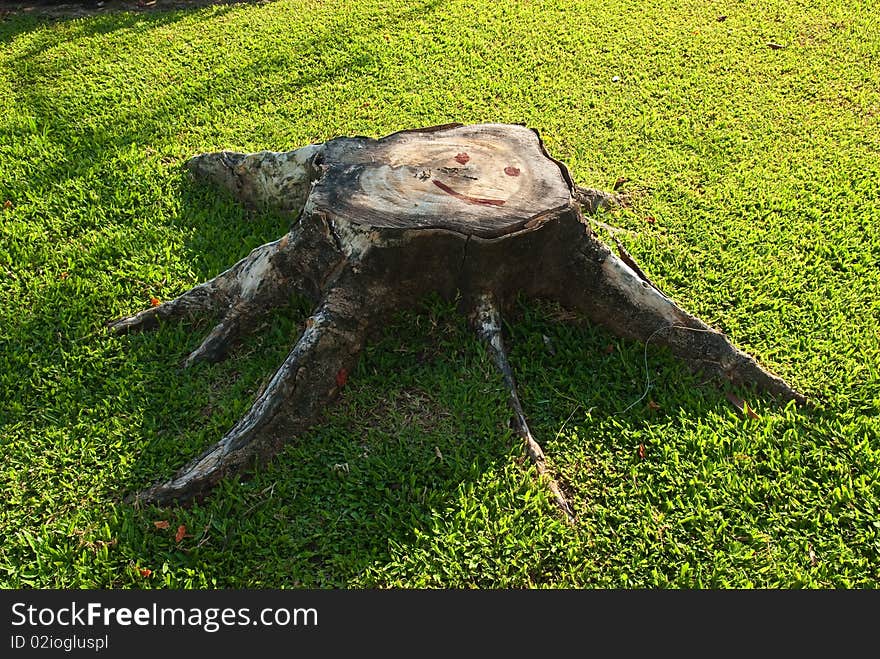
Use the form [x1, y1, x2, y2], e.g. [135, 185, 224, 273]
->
[1, 0, 878, 588]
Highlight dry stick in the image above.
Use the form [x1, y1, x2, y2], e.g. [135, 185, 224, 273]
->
[473, 293, 577, 525]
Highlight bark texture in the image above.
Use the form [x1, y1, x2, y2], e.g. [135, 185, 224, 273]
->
[110, 122, 804, 512]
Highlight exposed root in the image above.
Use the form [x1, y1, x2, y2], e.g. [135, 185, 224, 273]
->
[186, 143, 323, 212]
[107, 280, 225, 334]
[612, 237, 668, 297]
[183, 307, 244, 367]
[108, 237, 289, 335]
[108, 224, 344, 368]
[472, 292, 577, 525]
[573, 184, 627, 214]
[566, 240, 806, 404]
[574, 184, 638, 238]
[129, 282, 371, 505]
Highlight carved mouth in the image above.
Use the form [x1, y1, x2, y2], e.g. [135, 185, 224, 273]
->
[431, 179, 506, 207]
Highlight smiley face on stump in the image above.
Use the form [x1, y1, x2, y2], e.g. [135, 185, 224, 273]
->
[309, 123, 572, 238]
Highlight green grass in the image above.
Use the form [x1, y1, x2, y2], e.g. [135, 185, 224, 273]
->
[1, 0, 878, 588]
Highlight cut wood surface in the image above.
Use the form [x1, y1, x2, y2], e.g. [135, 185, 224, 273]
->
[110, 122, 804, 516]
[311, 123, 572, 237]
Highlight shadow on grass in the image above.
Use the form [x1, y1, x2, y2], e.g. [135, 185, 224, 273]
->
[0, 1, 237, 46]
[0, 0, 824, 587]
[1, 256, 818, 587]
[1, 7, 377, 190]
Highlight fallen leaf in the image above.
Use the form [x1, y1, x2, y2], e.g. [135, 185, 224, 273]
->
[717, 15, 727, 22]
[767, 42, 786, 50]
[149, 296, 161, 307]
[743, 400, 760, 420]
[434, 446, 443, 461]
[153, 520, 170, 529]
[138, 567, 152, 577]
[808, 543, 817, 567]
[335, 367, 348, 388]
[647, 400, 661, 411]
[645, 216, 656, 224]
[3, 200, 12, 209]
[604, 343, 615, 354]
[725, 392, 759, 419]
[59, 272, 69, 280]
[175, 525, 187, 543]
[613, 177, 630, 191]
[638, 443, 647, 460]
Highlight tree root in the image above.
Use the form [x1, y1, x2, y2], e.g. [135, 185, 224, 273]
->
[109, 122, 806, 515]
[108, 237, 289, 338]
[127, 281, 371, 505]
[564, 237, 806, 404]
[472, 292, 577, 525]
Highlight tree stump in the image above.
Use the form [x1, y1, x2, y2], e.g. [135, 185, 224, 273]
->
[110, 123, 804, 517]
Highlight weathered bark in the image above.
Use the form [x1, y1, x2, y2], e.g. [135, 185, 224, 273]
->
[111, 122, 804, 512]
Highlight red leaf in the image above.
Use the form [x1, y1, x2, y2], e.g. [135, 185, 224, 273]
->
[149, 296, 161, 307]
[153, 520, 170, 529]
[604, 344, 615, 354]
[138, 567, 152, 578]
[335, 367, 348, 388]
[743, 400, 760, 420]
[726, 392, 759, 419]
[645, 216, 656, 224]
[638, 443, 647, 460]
[454, 152, 470, 165]
[613, 177, 630, 191]
[175, 525, 187, 543]
[647, 399, 661, 411]
[3, 200, 12, 209]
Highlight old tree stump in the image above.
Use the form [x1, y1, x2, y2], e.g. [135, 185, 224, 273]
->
[111, 123, 804, 519]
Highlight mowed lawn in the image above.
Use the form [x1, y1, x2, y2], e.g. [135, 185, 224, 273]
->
[0, 0, 878, 588]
